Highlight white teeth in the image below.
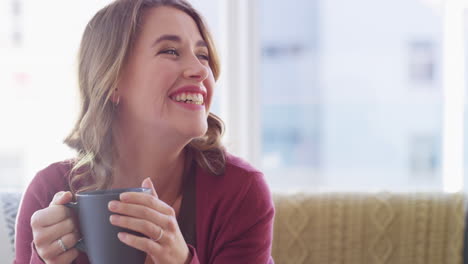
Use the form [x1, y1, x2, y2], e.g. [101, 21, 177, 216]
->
[172, 92, 204, 104]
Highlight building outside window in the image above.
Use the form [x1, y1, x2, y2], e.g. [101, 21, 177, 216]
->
[259, 0, 444, 191]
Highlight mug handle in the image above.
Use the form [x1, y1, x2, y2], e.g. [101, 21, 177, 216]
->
[74, 239, 87, 252]
[64, 202, 87, 253]
[64, 202, 78, 209]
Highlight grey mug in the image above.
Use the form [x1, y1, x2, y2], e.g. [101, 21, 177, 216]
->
[66, 187, 151, 264]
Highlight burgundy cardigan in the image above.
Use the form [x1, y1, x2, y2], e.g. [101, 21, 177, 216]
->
[14, 153, 275, 264]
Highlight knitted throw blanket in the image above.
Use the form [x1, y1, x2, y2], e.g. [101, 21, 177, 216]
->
[272, 192, 465, 264]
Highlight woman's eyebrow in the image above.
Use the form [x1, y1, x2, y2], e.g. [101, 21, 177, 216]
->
[152, 34, 208, 48]
[152, 34, 181, 46]
[196, 40, 208, 48]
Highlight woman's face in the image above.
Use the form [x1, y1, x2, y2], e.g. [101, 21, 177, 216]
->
[117, 6, 214, 140]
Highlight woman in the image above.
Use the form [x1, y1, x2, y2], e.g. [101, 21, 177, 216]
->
[14, 0, 275, 263]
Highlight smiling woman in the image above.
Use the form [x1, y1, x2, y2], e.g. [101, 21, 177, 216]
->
[13, 0, 275, 264]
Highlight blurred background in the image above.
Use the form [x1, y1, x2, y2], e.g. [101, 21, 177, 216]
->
[0, 0, 467, 193]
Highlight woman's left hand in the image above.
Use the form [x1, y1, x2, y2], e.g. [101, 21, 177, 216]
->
[108, 178, 191, 264]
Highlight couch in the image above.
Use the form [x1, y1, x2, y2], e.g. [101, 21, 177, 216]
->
[1, 191, 466, 264]
[0, 192, 20, 263]
[272, 192, 465, 264]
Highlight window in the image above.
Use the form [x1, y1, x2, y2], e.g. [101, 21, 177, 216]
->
[259, 0, 448, 191]
[11, 0, 22, 46]
[409, 40, 435, 83]
[464, 8, 468, 193]
[409, 133, 439, 181]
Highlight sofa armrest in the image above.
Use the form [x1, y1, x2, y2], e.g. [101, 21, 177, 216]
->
[0, 192, 22, 264]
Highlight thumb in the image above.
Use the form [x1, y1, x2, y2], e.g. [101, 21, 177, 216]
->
[142, 178, 158, 199]
[50, 191, 73, 206]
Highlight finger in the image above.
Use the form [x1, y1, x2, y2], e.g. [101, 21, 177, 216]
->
[31, 206, 71, 229]
[108, 201, 171, 229]
[49, 231, 81, 258]
[110, 215, 166, 244]
[50, 191, 73, 206]
[48, 218, 78, 241]
[118, 232, 162, 255]
[50, 248, 80, 264]
[35, 230, 79, 262]
[34, 218, 77, 247]
[119, 193, 174, 217]
[49, 191, 65, 206]
[142, 177, 159, 199]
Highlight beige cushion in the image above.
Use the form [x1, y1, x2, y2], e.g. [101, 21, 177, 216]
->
[272, 192, 465, 264]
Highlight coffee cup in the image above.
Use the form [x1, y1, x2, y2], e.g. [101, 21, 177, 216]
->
[66, 187, 151, 264]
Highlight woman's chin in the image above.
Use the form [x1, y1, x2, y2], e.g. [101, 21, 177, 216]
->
[192, 126, 208, 139]
[180, 124, 208, 141]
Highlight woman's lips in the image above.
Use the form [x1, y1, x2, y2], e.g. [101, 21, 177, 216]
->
[169, 85, 207, 102]
[170, 97, 205, 110]
[168, 85, 208, 111]
[170, 92, 204, 105]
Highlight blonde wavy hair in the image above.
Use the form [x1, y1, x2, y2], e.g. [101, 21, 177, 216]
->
[65, 0, 225, 194]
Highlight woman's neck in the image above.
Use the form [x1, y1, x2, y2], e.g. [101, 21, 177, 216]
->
[111, 122, 189, 205]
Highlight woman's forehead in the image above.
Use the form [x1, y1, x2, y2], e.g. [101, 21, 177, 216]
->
[139, 6, 203, 44]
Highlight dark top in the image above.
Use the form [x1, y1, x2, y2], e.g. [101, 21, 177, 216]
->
[178, 158, 196, 247]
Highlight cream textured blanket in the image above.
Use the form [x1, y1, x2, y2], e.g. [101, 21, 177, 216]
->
[272, 192, 465, 264]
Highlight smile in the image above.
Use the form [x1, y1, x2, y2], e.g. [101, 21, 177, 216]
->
[171, 92, 204, 105]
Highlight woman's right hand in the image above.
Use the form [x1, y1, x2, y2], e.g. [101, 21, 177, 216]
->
[30, 191, 81, 264]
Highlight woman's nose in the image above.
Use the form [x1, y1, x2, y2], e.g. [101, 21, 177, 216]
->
[183, 55, 210, 81]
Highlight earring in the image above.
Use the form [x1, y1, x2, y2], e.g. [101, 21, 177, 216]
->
[113, 89, 120, 106]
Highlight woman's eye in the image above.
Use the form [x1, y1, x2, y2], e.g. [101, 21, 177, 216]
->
[160, 49, 179, 56]
[197, 54, 210, 61]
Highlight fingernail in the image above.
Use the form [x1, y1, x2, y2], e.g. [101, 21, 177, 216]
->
[142, 178, 150, 187]
[108, 201, 118, 210]
[120, 193, 128, 200]
[110, 215, 120, 224]
[56, 192, 64, 199]
[118, 232, 127, 241]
